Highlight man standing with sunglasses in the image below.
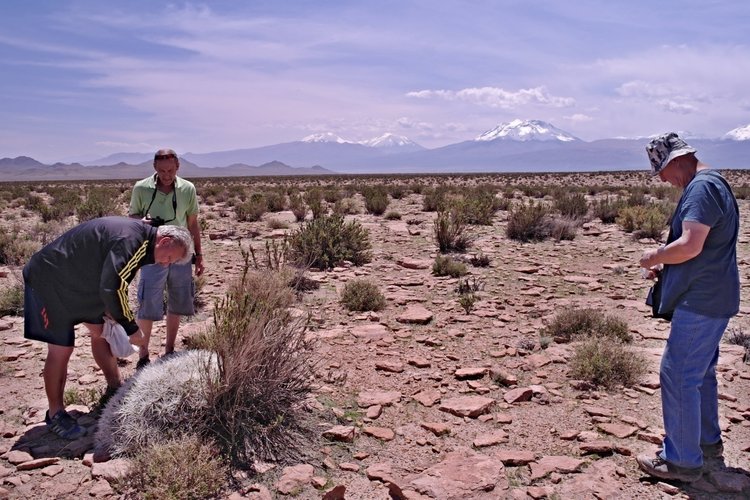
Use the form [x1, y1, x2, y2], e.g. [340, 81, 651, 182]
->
[129, 148, 204, 369]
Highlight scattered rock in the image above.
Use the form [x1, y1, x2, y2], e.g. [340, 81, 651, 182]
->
[412, 389, 441, 407]
[357, 390, 401, 407]
[473, 430, 508, 448]
[91, 458, 130, 481]
[396, 305, 433, 325]
[275, 464, 314, 495]
[322, 426, 356, 443]
[420, 422, 451, 437]
[439, 396, 495, 418]
[503, 387, 533, 404]
[363, 426, 395, 441]
[529, 456, 585, 480]
[406, 447, 507, 498]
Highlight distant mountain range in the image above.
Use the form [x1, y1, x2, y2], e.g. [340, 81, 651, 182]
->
[2, 120, 750, 180]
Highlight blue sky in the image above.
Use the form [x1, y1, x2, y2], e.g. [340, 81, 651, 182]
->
[1, 0, 749, 162]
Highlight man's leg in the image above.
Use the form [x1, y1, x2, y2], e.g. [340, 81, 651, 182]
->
[164, 313, 181, 355]
[137, 318, 155, 360]
[659, 309, 728, 469]
[45, 344, 74, 416]
[86, 323, 121, 390]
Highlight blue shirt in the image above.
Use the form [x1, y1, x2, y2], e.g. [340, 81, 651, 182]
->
[660, 170, 740, 318]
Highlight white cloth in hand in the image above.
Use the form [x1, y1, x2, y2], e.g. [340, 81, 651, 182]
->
[102, 318, 139, 358]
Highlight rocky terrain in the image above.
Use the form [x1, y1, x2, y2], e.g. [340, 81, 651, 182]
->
[1, 171, 750, 499]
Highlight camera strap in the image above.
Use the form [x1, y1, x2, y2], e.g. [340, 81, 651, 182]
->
[145, 183, 177, 224]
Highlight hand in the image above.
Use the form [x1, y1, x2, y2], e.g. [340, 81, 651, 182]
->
[129, 329, 145, 347]
[194, 255, 205, 276]
[639, 248, 660, 269]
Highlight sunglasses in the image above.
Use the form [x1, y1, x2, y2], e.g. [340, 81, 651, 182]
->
[154, 154, 177, 161]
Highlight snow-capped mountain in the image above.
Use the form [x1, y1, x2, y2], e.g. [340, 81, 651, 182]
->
[301, 132, 353, 144]
[476, 119, 579, 142]
[724, 124, 750, 141]
[361, 133, 420, 148]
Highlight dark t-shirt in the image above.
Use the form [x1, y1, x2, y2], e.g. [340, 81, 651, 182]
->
[660, 170, 740, 318]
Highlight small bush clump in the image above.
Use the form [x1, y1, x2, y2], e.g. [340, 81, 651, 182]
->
[0, 283, 23, 316]
[363, 186, 390, 215]
[616, 204, 672, 239]
[77, 187, 122, 222]
[542, 307, 631, 344]
[505, 201, 550, 242]
[287, 214, 372, 270]
[569, 338, 647, 388]
[117, 435, 227, 500]
[553, 191, 589, 219]
[384, 211, 401, 220]
[432, 255, 467, 278]
[593, 196, 627, 224]
[469, 252, 491, 267]
[289, 193, 307, 222]
[340, 279, 386, 312]
[434, 208, 471, 253]
[304, 189, 325, 219]
[235, 193, 267, 222]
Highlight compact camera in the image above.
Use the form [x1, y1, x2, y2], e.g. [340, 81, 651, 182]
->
[147, 216, 166, 227]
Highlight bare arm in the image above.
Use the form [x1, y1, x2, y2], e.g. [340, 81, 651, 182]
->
[640, 220, 711, 269]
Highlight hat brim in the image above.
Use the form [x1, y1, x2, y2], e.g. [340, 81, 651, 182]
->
[652, 147, 696, 176]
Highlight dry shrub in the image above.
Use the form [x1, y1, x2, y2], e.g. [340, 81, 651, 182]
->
[469, 252, 491, 267]
[434, 208, 471, 253]
[267, 218, 289, 230]
[616, 204, 671, 239]
[363, 185, 389, 215]
[432, 255, 467, 278]
[340, 279, 386, 312]
[77, 186, 122, 222]
[235, 193, 267, 222]
[265, 191, 287, 212]
[289, 193, 307, 221]
[540, 216, 579, 241]
[304, 188, 325, 219]
[456, 187, 497, 225]
[0, 282, 23, 316]
[593, 196, 627, 224]
[117, 435, 227, 500]
[384, 210, 401, 220]
[553, 191, 588, 219]
[505, 201, 549, 242]
[202, 267, 315, 466]
[0, 227, 39, 265]
[543, 307, 631, 344]
[569, 338, 647, 388]
[332, 197, 360, 216]
[287, 214, 371, 270]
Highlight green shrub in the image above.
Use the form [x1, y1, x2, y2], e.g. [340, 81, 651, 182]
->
[265, 191, 287, 212]
[201, 267, 315, 465]
[422, 186, 449, 212]
[432, 255, 467, 278]
[389, 185, 405, 199]
[0, 228, 39, 266]
[542, 217, 578, 241]
[593, 196, 626, 224]
[384, 210, 401, 220]
[469, 253, 491, 267]
[235, 193, 267, 222]
[77, 187, 122, 222]
[363, 186, 389, 215]
[505, 201, 550, 242]
[569, 338, 647, 388]
[0, 283, 23, 316]
[287, 214, 372, 270]
[117, 435, 227, 500]
[289, 193, 307, 222]
[340, 279, 386, 311]
[434, 208, 471, 252]
[457, 187, 497, 225]
[616, 204, 671, 239]
[553, 192, 588, 219]
[305, 188, 325, 219]
[458, 293, 477, 314]
[332, 198, 360, 216]
[542, 307, 631, 344]
[266, 218, 289, 230]
[323, 188, 342, 203]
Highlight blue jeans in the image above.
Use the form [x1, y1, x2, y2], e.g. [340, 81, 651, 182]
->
[659, 308, 729, 469]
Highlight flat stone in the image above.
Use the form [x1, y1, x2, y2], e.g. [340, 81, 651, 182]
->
[5, 450, 33, 465]
[439, 396, 495, 418]
[375, 360, 404, 373]
[420, 422, 451, 437]
[397, 258, 431, 270]
[91, 459, 130, 481]
[495, 450, 536, 466]
[473, 430, 508, 448]
[412, 389, 441, 407]
[40, 464, 64, 477]
[407, 356, 431, 368]
[0, 349, 26, 361]
[455, 367, 487, 380]
[503, 387, 533, 404]
[89, 478, 114, 497]
[578, 440, 615, 455]
[362, 426, 395, 441]
[406, 447, 507, 498]
[707, 470, 750, 493]
[396, 305, 433, 325]
[583, 405, 613, 418]
[275, 464, 314, 495]
[597, 423, 638, 439]
[351, 324, 391, 341]
[529, 456, 585, 480]
[366, 462, 397, 484]
[357, 390, 401, 407]
[322, 426, 356, 443]
[16, 457, 59, 471]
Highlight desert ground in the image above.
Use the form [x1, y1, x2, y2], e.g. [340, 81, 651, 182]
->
[1, 170, 750, 499]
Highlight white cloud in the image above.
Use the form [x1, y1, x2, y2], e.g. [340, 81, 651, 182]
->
[563, 113, 593, 123]
[406, 86, 574, 109]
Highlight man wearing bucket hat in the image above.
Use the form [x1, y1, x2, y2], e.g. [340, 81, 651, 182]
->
[637, 132, 740, 482]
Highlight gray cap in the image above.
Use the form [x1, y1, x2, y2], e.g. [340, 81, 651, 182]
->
[646, 132, 696, 176]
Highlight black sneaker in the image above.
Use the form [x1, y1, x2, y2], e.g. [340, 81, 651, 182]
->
[45, 410, 87, 440]
[135, 356, 151, 370]
[636, 454, 702, 483]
